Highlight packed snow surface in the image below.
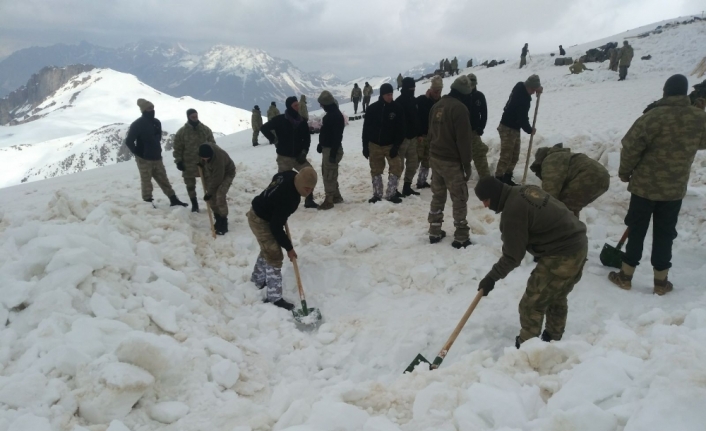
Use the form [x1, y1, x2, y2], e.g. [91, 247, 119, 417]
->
[1, 16, 706, 431]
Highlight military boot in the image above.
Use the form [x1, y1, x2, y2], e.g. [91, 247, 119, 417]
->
[318, 195, 334, 211]
[502, 173, 517, 186]
[190, 197, 199, 213]
[429, 229, 446, 244]
[304, 194, 319, 209]
[653, 269, 673, 296]
[169, 195, 188, 207]
[386, 174, 402, 204]
[452, 239, 472, 249]
[403, 182, 420, 196]
[369, 175, 383, 203]
[540, 330, 552, 342]
[213, 214, 222, 233]
[216, 216, 228, 235]
[333, 192, 344, 204]
[266, 298, 295, 310]
[608, 262, 634, 290]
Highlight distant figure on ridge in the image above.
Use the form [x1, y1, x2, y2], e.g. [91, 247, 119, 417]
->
[251, 105, 263, 146]
[396, 73, 403, 91]
[618, 41, 634, 81]
[362, 82, 373, 113]
[559, 45, 566, 56]
[451, 57, 459, 75]
[351, 83, 363, 114]
[520, 43, 529, 68]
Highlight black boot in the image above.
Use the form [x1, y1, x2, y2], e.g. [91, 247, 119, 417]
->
[265, 298, 295, 310]
[190, 197, 199, 213]
[402, 182, 420, 196]
[169, 195, 188, 207]
[541, 330, 552, 342]
[429, 230, 447, 244]
[503, 173, 517, 186]
[216, 216, 228, 235]
[213, 214, 221, 232]
[304, 194, 319, 209]
[252, 142, 259, 147]
[452, 239, 472, 249]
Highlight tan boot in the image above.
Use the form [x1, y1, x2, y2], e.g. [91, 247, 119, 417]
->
[653, 269, 673, 296]
[318, 195, 334, 210]
[608, 262, 635, 290]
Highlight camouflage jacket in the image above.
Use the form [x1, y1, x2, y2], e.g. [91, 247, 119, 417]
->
[363, 85, 373, 97]
[267, 105, 280, 121]
[251, 109, 263, 130]
[451, 58, 458, 69]
[351, 87, 362, 100]
[569, 62, 587, 74]
[200, 143, 236, 197]
[397, 75, 403, 86]
[298, 96, 309, 120]
[173, 121, 216, 177]
[534, 147, 610, 207]
[619, 45, 634, 66]
[620, 95, 706, 201]
[428, 94, 473, 168]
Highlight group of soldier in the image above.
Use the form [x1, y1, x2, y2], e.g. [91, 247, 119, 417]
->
[565, 41, 635, 80]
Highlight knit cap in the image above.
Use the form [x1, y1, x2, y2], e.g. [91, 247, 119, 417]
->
[525, 74, 541, 89]
[285, 96, 298, 110]
[137, 98, 154, 112]
[402, 77, 416, 90]
[186, 108, 197, 118]
[663, 74, 688, 97]
[430, 76, 443, 90]
[317, 90, 336, 106]
[474, 176, 505, 212]
[450, 75, 473, 95]
[379, 83, 394, 96]
[294, 167, 318, 196]
[198, 143, 214, 159]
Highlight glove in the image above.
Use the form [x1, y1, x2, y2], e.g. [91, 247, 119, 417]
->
[176, 161, 185, 171]
[389, 145, 399, 159]
[620, 176, 630, 183]
[463, 163, 472, 182]
[363, 146, 369, 159]
[317, 144, 323, 153]
[478, 277, 495, 296]
[203, 194, 212, 201]
[296, 151, 308, 164]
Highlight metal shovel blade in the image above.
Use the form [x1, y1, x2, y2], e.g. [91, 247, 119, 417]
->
[600, 243, 624, 269]
[404, 354, 431, 373]
[292, 307, 322, 325]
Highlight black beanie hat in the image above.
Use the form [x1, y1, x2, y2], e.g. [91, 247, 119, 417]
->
[198, 143, 214, 159]
[285, 96, 298, 110]
[380, 83, 394, 96]
[663, 74, 688, 97]
[271, 101, 276, 106]
[186, 108, 197, 118]
[402, 77, 416, 90]
[474, 176, 505, 213]
[254, 105, 260, 110]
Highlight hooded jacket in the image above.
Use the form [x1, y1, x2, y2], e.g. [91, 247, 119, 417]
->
[261, 109, 311, 157]
[125, 112, 163, 160]
[319, 103, 345, 158]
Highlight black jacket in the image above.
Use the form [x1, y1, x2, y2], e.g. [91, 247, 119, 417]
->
[416, 94, 437, 136]
[261, 109, 311, 157]
[559, 47, 566, 56]
[319, 104, 345, 157]
[521, 46, 528, 57]
[251, 171, 300, 251]
[361, 97, 405, 150]
[395, 90, 419, 139]
[467, 89, 488, 134]
[500, 82, 533, 134]
[125, 112, 163, 160]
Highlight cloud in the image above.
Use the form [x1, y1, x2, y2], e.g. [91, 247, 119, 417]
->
[0, 0, 701, 79]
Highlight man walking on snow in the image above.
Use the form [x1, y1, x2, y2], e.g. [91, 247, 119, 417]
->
[362, 83, 405, 204]
[261, 96, 319, 208]
[125, 98, 188, 207]
[248, 167, 318, 310]
[474, 176, 588, 347]
[496, 75, 543, 186]
[251, 105, 263, 146]
[266, 101, 280, 145]
[618, 41, 634, 81]
[351, 84, 363, 114]
[465, 73, 491, 178]
[415, 76, 443, 189]
[520, 43, 529, 69]
[363, 82, 373, 113]
[173, 108, 217, 212]
[609, 74, 706, 295]
[396, 77, 421, 197]
[316, 90, 345, 210]
[427, 76, 474, 248]
[198, 143, 236, 235]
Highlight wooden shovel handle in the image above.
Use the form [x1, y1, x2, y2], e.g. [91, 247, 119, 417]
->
[616, 228, 629, 250]
[433, 290, 484, 368]
[198, 166, 217, 239]
[285, 223, 306, 302]
[521, 93, 541, 184]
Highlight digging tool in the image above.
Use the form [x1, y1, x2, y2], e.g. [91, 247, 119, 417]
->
[521, 93, 542, 184]
[285, 223, 322, 325]
[600, 228, 629, 269]
[198, 166, 217, 239]
[405, 290, 483, 373]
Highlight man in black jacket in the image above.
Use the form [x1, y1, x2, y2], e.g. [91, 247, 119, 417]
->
[415, 76, 443, 189]
[465, 73, 491, 178]
[316, 90, 345, 210]
[361, 83, 405, 203]
[248, 167, 318, 310]
[495, 75, 543, 185]
[520, 43, 529, 68]
[125, 98, 187, 207]
[396, 77, 421, 197]
[261, 96, 318, 208]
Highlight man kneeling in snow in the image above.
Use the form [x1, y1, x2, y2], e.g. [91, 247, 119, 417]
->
[474, 177, 588, 347]
[198, 143, 235, 235]
[247, 167, 318, 310]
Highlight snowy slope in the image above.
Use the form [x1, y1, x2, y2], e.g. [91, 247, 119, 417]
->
[0, 68, 251, 188]
[1, 16, 706, 431]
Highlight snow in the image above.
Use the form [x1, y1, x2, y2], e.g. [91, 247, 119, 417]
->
[0, 14, 705, 431]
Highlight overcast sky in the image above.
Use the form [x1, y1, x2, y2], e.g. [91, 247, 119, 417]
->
[0, 0, 702, 79]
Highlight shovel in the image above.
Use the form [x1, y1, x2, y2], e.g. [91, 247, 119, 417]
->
[521, 93, 541, 184]
[285, 223, 322, 325]
[405, 290, 483, 373]
[600, 228, 629, 269]
[198, 166, 216, 239]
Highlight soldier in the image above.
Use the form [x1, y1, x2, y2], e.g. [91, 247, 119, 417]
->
[351, 83, 363, 114]
[266, 101, 280, 145]
[415, 76, 443, 189]
[530, 143, 610, 217]
[363, 82, 373, 113]
[444, 58, 451, 76]
[520, 43, 529, 69]
[198, 143, 236, 235]
[569, 59, 588, 74]
[495, 75, 543, 185]
[248, 167, 318, 310]
[609, 74, 706, 295]
[466, 73, 491, 178]
[618, 41, 634, 81]
[396, 77, 421, 197]
[440, 59, 444, 71]
[361, 83, 405, 204]
[396, 74, 403, 91]
[474, 176, 588, 346]
[427, 76, 474, 248]
[451, 57, 459, 75]
[125, 98, 187, 207]
[316, 90, 345, 210]
[298, 95, 309, 121]
[251, 105, 263, 146]
[559, 45, 566, 56]
[173, 108, 217, 212]
[261, 96, 319, 208]
[466, 59, 473, 68]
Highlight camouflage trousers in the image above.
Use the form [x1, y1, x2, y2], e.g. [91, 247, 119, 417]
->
[250, 254, 283, 302]
[322, 147, 344, 196]
[417, 135, 430, 169]
[252, 127, 260, 144]
[135, 156, 175, 201]
[277, 154, 313, 173]
[520, 55, 527, 68]
[495, 124, 521, 177]
[184, 176, 198, 199]
[471, 132, 491, 178]
[399, 138, 419, 184]
[428, 158, 470, 242]
[518, 245, 587, 343]
[353, 98, 360, 113]
[211, 175, 234, 216]
[363, 96, 371, 112]
[368, 142, 403, 178]
[247, 208, 284, 269]
[559, 171, 610, 216]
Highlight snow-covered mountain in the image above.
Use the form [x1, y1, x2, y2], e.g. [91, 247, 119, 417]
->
[0, 68, 251, 188]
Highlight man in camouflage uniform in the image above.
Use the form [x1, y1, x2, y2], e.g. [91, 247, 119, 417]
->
[396, 77, 420, 197]
[474, 176, 588, 346]
[362, 82, 373, 113]
[444, 59, 451, 76]
[608, 47, 619, 72]
[427, 76, 474, 248]
[198, 143, 236, 235]
[251, 105, 263, 146]
[569, 59, 588, 74]
[173, 108, 217, 212]
[415, 76, 443, 189]
[351, 84, 363, 114]
[496, 75, 543, 185]
[125, 98, 187, 207]
[530, 143, 610, 217]
[609, 74, 706, 295]
[618, 41, 634, 81]
[520, 43, 529, 69]
[266, 101, 280, 145]
[466, 73, 491, 178]
[298, 95, 309, 121]
[451, 57, 459, 76]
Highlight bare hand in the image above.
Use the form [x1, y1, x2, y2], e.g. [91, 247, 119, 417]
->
[287, 249, 298, 261]
[536, 86, 544, 95]
[531, 127, 537, 135]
